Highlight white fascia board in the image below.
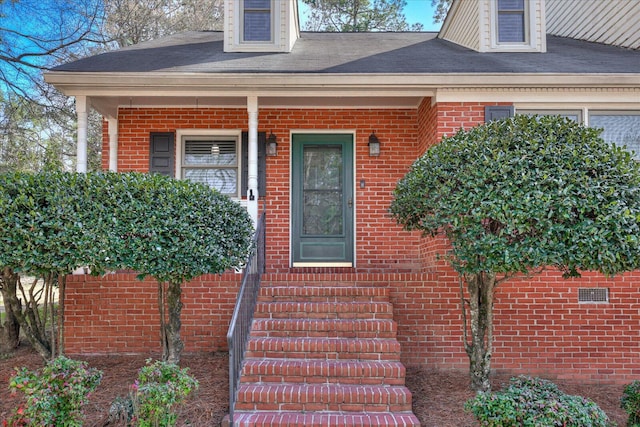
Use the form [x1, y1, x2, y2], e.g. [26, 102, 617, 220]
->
[45, 72, 640, 98]
[435, 87, 640, 104]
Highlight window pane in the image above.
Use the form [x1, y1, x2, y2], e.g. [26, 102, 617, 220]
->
[590, 114, 640, 158]
[302, 145, 344, 236]
[303, 191, 343, 235]
[245, 0, 269, 8]
[244, 11, 271, 41]
[498, 13, 525, 42]
[498, 0, 524, 10]
[184, 168, 237, 195]
[303, 146, 342, 190]
[184, 139, 236, 166]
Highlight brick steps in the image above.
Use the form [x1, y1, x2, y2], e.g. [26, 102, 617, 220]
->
[245, 337, 402, 360]
[251, 318, 397, 338]
[254, 301, 394, 319]
[259, 285, 389, 302]
[240, 359, 406, 385]
[230, 282, 420, 426]
[235, 383, 413, 412]
[231, 411, 420, 427]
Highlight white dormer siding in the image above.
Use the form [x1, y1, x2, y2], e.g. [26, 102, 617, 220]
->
[438, 0, 481, 51]
[546, 0, 640, 50]
[224, 0, 299, 53]
[440, 0, 546, 53]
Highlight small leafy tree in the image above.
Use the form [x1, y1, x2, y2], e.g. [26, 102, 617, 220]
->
[391, 115, 640, 391]
[0, 171, 253, 362]
[0, 172, 99, 358]
[98, 173, 254, 363]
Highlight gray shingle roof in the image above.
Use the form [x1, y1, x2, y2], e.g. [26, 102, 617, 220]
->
[52, 31, 640, 74]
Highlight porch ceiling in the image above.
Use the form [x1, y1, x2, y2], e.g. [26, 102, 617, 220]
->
[88, 95, 426, 118]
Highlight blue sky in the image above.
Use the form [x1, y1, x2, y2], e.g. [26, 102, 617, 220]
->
[299, 0, 442, 32]
[405, 0, 440, 31]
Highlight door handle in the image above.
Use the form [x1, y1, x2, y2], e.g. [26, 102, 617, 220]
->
[348, 197, 353, 208]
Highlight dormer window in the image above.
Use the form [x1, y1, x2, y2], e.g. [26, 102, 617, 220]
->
[243, 0, 272, 43]
[497, 0, 526, 43]
[487, 0, 544, 52]
[224, 0, 299, 53]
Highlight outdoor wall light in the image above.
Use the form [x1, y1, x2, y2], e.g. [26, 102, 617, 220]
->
[266, 132, 278, 156]
[368, 132, 381, 157]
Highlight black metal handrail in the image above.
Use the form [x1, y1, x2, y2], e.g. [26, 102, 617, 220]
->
[226, 211, 265, 425]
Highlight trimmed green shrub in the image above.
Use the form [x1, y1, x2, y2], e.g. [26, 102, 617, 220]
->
[131, 359, 199, 427]
[0, 171, 254, 362]
[5, 356, 102, 427]
[464, 376, 610, 427]
[391, 115, 640, 391]
[622, 380, 640, 427]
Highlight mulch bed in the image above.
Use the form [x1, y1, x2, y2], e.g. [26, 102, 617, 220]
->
[0, 344, 630, 426]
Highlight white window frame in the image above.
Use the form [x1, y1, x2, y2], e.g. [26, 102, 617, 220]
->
[489, 0, 538, 51]
[232, 0, 282, 50]
[240, 0, 273, 44]
[176, 129, 243, 199]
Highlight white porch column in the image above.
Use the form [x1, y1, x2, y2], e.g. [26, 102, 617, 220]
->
[75, 95, 88, 173]
[108, 118, 118, 172]
[247, 96, 259, 226]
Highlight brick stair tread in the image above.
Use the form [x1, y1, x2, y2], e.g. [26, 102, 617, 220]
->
[241, 358, 406, 384]
[259, 286, 389, 302]
[254, 301, 393, 319]
[228, 411, 420, 426]
[246, 337, 401, 360]
[251, 319, 397, 338]
[235, 383, 413, 410]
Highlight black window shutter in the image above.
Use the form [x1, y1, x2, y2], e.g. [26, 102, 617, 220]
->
[485, 106, 514, 123]
[149, 132, 174, 177]
[241, 131, 267, 197]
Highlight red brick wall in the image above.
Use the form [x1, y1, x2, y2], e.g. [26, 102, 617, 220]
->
[491, 270, 640, 383]
[259, 271, 639, 384]
[81, 102, 640, 383]
[104, 107, 425, 272]
[64, 272, 241, 355]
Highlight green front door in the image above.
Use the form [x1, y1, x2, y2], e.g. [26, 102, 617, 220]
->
[292, 134, 354, 266]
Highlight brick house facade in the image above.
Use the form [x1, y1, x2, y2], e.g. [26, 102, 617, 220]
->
[47, 0, 640, 386]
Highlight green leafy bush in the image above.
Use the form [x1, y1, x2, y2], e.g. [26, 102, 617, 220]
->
[621, 380, 640, 426]
[5, 356, 102, 427]
[464, 376, 610, 427]
[131, 359, 199, 427]
[0, 171, 254, 361]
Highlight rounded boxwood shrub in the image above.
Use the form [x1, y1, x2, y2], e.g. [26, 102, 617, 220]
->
[464, 376, 610, 427]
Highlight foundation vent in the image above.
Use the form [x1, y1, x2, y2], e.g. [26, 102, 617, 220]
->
[578, 288, 609, 304]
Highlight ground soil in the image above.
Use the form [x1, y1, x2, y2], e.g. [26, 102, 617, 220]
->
[0, 344, 630, 426]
